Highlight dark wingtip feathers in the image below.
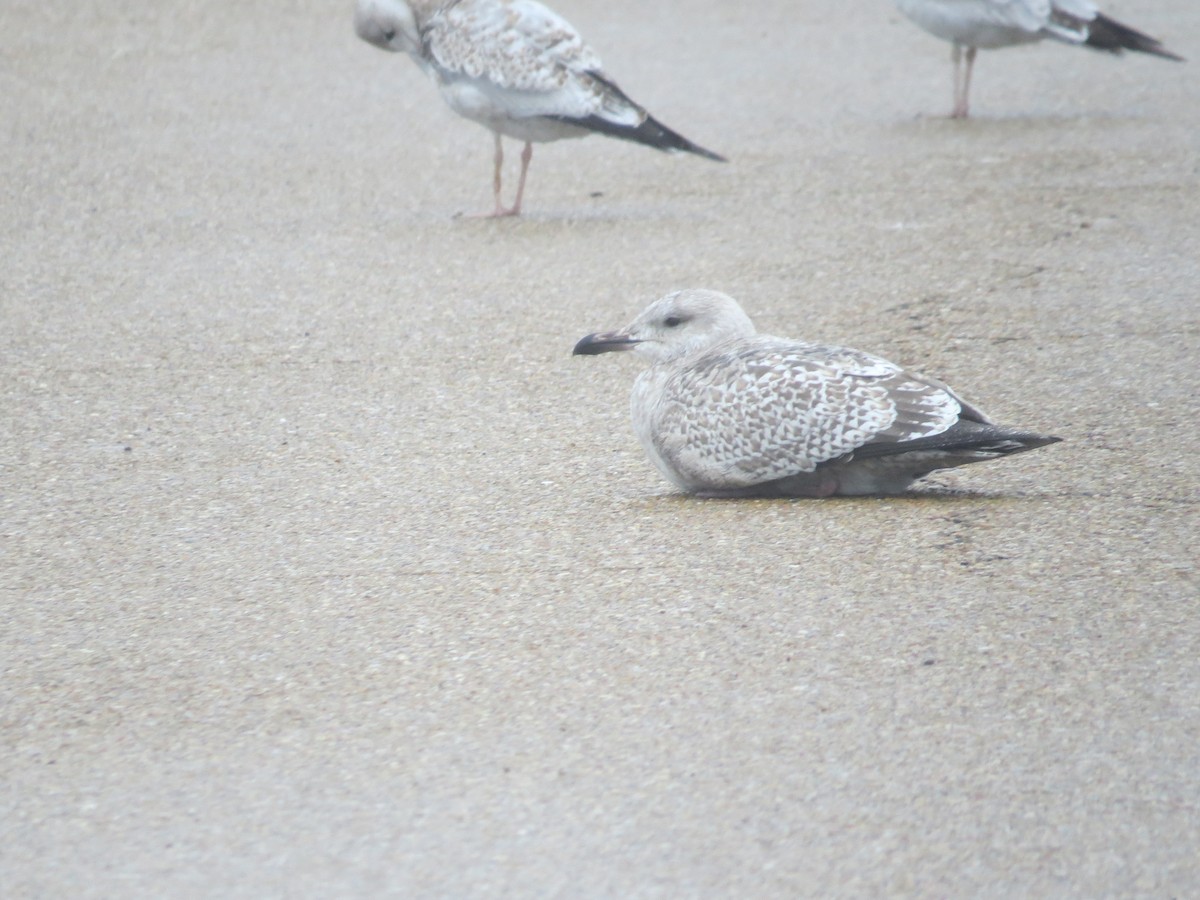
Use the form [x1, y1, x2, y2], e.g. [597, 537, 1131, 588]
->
[854, 424, 1062, 462]
[624, 112, 727, 161]
[550, 70, 726, 161]
[975, 433, 1064, 457]
[558, 111, 727, 162]
[1086, 14, 1185, 61]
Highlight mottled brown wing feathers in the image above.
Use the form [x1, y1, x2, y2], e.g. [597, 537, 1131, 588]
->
[651, 339, 963, 485]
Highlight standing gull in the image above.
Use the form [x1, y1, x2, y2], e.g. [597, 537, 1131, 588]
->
[574, 290, 1061, 498]
[354, 0, 725, 217]
[893, 0, 1183, 117]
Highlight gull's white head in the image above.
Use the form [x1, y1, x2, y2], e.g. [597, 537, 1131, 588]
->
[573, 290, 757, 365]
[354, 0, 422, 56]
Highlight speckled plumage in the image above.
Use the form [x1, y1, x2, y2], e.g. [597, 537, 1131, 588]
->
[574, 290, 1061, 497]
[354, 0, 724, 215]
[893, 0, 1182, 117]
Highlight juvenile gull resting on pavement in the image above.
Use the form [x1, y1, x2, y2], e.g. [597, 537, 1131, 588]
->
[893, 0, 1182, 117]
[354, 0, 725, 217]
[574, 290, 1061, 498]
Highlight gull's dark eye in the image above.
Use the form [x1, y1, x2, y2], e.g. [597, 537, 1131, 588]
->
[383, 29, 396, 41]
[664, 316, 683, 328]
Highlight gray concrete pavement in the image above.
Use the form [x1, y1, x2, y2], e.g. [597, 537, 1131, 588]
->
[2, 0, 1197, 895]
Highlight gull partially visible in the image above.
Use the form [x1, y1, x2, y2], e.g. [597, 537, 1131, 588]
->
[354, 0, 725, 217]
[574, 290, 1061, 498]
[894, 0, 1183, 117]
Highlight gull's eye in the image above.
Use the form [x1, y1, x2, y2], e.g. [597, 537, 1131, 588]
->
[664, 316, 683, 328]
[383, 29, 396, 41]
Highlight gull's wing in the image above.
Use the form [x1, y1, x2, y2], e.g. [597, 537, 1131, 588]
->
[648, 338, 973, 488]
[979, 0, 1102, 42]
[974, 0, 1058, 34]
[423, 0, 609, 119]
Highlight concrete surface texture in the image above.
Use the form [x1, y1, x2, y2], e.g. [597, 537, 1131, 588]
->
[2, 0, 1197, 895]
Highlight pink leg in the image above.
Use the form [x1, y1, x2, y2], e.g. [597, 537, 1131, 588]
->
[950, 45, 964, 118]
[489, 133, 510, 217]
[951, 45, 975, 119]
[472, 133, 527, 218]
[960, 46, 976, 118]
[508, 141, 533, 216]
[813, 474, 840, 498]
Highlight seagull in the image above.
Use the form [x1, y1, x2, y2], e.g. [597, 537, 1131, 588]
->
[893, 0, 1183, 117]
[574, 290, 1061, 498]
[354, 0, 725, 217]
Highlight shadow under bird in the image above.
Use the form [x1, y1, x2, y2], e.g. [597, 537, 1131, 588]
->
[893, 0, 1183, 117]
[574, 290, 1061, 498]
[354, 0, 725, 217]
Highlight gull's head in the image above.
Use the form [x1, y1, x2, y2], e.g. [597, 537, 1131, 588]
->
[354, 0, 421, 55]
[573, 290, 757, 365]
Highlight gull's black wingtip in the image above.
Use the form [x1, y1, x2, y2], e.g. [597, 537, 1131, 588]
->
[558, 111, 727, 162]
[684, 142, 728, 164]
[1087, 14, 1185, 61]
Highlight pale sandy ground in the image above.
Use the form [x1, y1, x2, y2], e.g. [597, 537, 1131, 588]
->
[2, 0, 1198, 895]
